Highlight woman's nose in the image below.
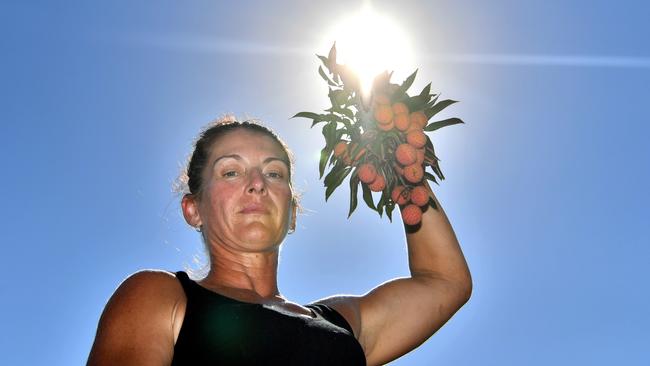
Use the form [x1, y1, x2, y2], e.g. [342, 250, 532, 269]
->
[247, 168, 266, 194]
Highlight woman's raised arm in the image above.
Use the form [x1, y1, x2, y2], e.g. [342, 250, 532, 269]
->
[87, 270, 185, 366]
[320, 185, 472, 366]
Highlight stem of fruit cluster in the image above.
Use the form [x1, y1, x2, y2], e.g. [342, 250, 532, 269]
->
[392, 164, 409, 187]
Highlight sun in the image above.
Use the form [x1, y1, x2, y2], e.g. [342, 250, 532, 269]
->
[321, 5, 415, 96]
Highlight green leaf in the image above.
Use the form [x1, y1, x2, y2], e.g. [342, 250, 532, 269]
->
[328, 42, 337, 69]
[328, 113, 344, 123]
[348, 141, 369, 164]
[318, 122, 340, 172]
[292, 111, 322, 120]
[408, 94, 429, 112]
[333, 72, 340, 84]
[431, 163, 445, 181]
[325, 167, 351, 201]
[319, 146, 331, 178]
[424, 172, 440, 185]
[377, 191, 386, 217]
[425, 99, 458, 119]
[317, 54, 329, 70]
[329, 89, 349, 107]
[361, 183, 376, 211]
[426, 94, 439, 109]
[428, 196, 438, 210]
[397, 69, 418, 94]
[424, 135, 434, 151]
[328, 125, 341, 149]
[348, 175, 360, 218]
[339, 108, 355, 120]
[323, 163, 342, 186]
[425, 152, 445, 180]
[386, 202, 395, 222]
[319, 66, 337, 86]
[338, 65, 360, 93]
[292, 111, 331, 128]
[419, 83, 431, 98]
[322, 120, 337, 143]
[311, 119, 328, 128]
[338, 116, 354, 133]
[424, 117, 464, 132]
[335, 128, 345, 141]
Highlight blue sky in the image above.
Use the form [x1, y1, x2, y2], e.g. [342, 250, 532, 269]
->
[1, 1, 649, 365]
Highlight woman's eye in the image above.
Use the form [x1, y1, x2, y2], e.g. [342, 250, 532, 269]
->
[266, 172, 283, 179]
[223, 170, 239, 177]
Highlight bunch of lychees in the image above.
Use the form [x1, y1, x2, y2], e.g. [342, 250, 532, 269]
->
[293, 43, 464, 225]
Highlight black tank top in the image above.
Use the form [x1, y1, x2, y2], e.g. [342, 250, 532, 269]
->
[171, 271, 366, 365]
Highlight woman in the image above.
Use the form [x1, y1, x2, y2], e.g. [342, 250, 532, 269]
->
[87, 119, 472, 365]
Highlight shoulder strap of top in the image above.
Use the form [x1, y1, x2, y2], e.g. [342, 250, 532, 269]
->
[306, 303, 354, 334]
[174, 271, 242, 305]
[175, 271, 197, 298]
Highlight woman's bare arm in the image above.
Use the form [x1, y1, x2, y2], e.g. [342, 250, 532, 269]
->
[321, 185, 472, 366]
[87, 270, 184, 366]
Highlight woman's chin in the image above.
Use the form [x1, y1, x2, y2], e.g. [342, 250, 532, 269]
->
[234, 223, 283, 252]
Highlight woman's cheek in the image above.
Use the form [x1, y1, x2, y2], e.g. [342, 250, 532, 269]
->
[207, 182, 236, 211]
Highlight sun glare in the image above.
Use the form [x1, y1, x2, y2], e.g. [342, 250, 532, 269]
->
[321, 5, 415, 96]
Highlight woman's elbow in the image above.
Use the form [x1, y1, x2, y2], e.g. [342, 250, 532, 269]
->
[451, 273, 473, 305]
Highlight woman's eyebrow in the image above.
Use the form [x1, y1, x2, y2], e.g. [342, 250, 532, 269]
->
[212, 155, 288, 169]
[212, 154, 241, 169]
[263, 157, 290, 168]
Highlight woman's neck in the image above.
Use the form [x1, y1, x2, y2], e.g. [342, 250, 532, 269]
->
[200, 244, 282, 301]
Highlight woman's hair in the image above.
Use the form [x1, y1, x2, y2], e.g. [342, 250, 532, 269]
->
[177, 115, 298, 203]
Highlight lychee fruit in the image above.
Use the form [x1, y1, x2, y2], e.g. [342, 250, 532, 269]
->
[402, 204, 422, 226]
[410, 111, 428, 128]
[368, 174, 386, 192]
[357, 163, 377, 184]
[391, 185, 410, 205]
[394, 113, 410, 131]
[333, 141, 348, 157]
[348, 143, 366, 162]
[374, 104, 393, 125]
[406, 123, 422, 134]
[410, 185, 429, 206]
[406, 130, 427, 149]
[403, 163, 424, 183]
[416, 148, 425, 165]
[395, 144, 417, 166]
[378, 120, 394, 131]
[392, 102, 409, 115]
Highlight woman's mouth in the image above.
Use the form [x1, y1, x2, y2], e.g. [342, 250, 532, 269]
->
[240, 203, 269, 214]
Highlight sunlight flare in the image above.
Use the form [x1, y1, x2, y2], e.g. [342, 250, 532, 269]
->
[321, 5, 415, 96]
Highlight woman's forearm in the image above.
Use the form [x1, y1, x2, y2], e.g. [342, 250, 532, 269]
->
[403, 187, 472, 295]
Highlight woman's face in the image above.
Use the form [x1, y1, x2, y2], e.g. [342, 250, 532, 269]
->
[193, 129, 295, 253]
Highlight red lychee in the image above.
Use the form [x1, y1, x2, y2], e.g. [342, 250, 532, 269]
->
[391, 185, 410, 205]
[395, 144, 417, 166]
[410, 185, 429, 206]
[368, 174, 386, 192]
[403, 163, 424, 183]
[357, 163, 377, 184]
[401, 204, 422, 226]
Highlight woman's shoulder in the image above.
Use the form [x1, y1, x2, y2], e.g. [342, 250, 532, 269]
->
[113, 269, 186, 306]
[120, 269, 183, 289]
[88, 270, 186, 364]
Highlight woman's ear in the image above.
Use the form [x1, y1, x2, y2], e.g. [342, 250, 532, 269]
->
[289, 200, 297, 232]
[181, 194, 202, 228]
